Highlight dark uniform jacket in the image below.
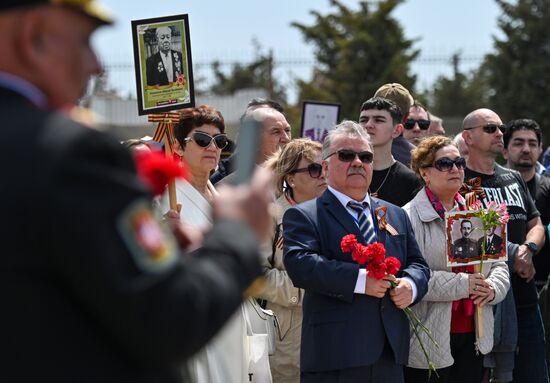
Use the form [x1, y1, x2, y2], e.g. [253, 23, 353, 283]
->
[478, 234, 503, 255]
[0, 87, 262, 383]
[452, 237, 479, 259]
[146, 50, 184, 86]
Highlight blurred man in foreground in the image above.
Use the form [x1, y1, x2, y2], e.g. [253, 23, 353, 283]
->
[0, 1, 272, 382]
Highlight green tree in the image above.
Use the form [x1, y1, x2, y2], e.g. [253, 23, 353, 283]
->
[293, 0, 418, 119]
[483, 0, 550, 145]
[209, 41, 286, 102]
[430, 53, 489, 118]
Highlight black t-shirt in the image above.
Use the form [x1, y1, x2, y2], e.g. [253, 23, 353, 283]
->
[464, 164, 540, 306]
[370, 161, 421, 207]
[527, 174, 550, 284]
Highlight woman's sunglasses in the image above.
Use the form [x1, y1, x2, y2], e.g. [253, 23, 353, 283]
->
[403, 119, 431, 130]
[430, 157, 466, 172]
[325, 149, 374, 164]
[463, 123, 505, 134]
[293, 163, 323, 178]
[185, 131, 228, 149]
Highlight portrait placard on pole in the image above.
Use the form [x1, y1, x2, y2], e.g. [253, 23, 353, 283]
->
[131, 14, 195, 115]
[300, 101, 340, 143]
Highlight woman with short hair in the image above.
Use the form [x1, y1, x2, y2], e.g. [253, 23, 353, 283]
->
[403, 135, 509, 383]
[259, 138, 327, 382]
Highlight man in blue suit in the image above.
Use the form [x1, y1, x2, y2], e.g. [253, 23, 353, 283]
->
[283, 121, 430, 383]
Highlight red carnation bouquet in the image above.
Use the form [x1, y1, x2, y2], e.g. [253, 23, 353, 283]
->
[134, 150, 189, 196]
[341, 234, 439, 377]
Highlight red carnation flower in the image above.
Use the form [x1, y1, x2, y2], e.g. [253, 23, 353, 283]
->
[385, 256, 401, 276]
[341, 234, 358, 253]
[365, 242, 385, 264]
[134, 151, 189, 196]
[351, 245, 369, 265]
[367, 261, 387, 280]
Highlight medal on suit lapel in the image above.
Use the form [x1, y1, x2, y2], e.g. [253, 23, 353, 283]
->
[374, 206, 398, 236]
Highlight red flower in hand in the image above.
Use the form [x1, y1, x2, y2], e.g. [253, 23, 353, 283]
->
[367, 261, 387, 279]
[134, 151, 189, 196]
[385, 256, 401, 276]
[365, 242, 385, 264]
[341, 234, 358, 253]
[351, 245, 370, 265]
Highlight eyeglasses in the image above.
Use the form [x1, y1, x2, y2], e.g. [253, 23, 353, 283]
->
[403, 119, 431, 130]
[324, 149, 374, 164]
[293, 163, 323, 178]
[463, 123, 505, 134]
[185, 131, 228, 149]
[430, 156, 466, 172]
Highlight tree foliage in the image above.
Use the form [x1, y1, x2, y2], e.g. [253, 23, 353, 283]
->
[293, 0, 418, 119]
[483, 0, 550, 144]
[429, 53, 489, 118]
[209, 41, 286, 102]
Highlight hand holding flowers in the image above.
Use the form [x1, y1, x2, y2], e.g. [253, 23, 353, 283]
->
[341, 234, 439, 377]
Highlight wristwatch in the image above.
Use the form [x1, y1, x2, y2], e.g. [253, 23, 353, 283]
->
[524, 241, 539, 254]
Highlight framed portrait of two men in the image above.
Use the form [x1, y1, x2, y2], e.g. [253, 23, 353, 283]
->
[131, 14, 195, 115]
[445, 211, 508, 267]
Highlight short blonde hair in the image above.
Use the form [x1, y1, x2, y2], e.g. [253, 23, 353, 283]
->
[410, 135, 455, 183]
[265, 138, 322, 195]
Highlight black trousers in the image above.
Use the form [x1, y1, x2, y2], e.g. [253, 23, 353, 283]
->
[404, 332, 484, 383]
[302, 341, 404, 383]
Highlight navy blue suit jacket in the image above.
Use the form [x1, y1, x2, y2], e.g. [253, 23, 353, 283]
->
[283, 190, 429, 373]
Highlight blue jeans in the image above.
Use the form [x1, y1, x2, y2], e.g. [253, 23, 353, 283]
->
[513, 304, 549, 383]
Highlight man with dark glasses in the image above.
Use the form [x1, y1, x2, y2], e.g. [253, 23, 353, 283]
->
[402, 101, 430, 147]
[359, 97, 421, 206]
[374, 83, 415, 167]
[503, 118, 550, 373]
[283, 121, 429, 383]
[462, 108, 547, 383]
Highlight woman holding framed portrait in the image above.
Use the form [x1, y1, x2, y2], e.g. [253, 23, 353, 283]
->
[402, 136, 510, 383]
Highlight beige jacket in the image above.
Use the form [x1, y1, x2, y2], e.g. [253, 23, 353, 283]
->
[258, 195, 302, 383]
[403, 188, 510, 369]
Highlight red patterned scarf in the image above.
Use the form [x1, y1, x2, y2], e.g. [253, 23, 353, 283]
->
[424, 187, 474, 331]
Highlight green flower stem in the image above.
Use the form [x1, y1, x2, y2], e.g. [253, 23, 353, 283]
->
[389, 281, 439, 378]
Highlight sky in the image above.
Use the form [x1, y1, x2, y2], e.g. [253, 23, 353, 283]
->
[92, 0, 504, 102]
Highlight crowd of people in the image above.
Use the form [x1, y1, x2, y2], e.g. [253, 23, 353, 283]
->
[3, 1, 550, 383]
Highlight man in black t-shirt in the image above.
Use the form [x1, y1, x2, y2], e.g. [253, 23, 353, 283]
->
[503, 118, 550, 373]
[463, 109, 547, 383]
[358, 97, 421, 207]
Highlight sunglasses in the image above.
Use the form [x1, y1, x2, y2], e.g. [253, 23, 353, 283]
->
[431, 156, 466, 172]
[403, 119, 431, 130]
[293, 163, 323, 178]
[185, 131, 228, 149]
[463, 123, 505, 134]
[325, 149, 374, 164]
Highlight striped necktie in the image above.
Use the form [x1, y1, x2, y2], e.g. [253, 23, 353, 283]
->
[348, 201, 376, 244]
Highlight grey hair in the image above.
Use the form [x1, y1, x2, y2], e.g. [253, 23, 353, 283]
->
[322, 120, 372, 160]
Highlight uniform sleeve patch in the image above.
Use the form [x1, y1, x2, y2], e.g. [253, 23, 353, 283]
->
[117, 199, 178, 273]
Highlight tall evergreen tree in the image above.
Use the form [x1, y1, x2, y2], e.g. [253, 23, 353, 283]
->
[293, 0, 418, 119]
[209, 42, 285, 102]
[430, 53, 489, 118]
[483, 0, 550, 144]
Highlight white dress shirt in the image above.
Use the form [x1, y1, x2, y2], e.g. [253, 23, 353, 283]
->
[327, 186, 417, 303]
